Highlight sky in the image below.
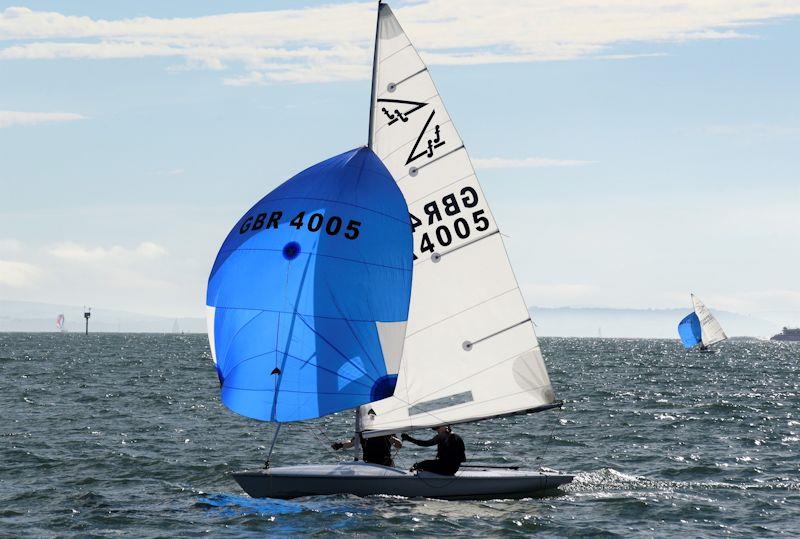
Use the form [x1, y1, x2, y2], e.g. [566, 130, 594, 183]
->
[0, 0, 798, 321]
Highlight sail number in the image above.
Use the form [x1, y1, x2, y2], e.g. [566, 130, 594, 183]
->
[239, 211, 361, 240]
[410, 186, 490, 259]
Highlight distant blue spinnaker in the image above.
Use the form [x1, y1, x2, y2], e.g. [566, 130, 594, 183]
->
[206, 147, 413, 422]
[678, 313, 702, 348]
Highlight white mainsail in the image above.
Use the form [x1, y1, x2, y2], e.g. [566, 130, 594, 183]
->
[360, 3, 557, 436]
[692, 294, 727, 347]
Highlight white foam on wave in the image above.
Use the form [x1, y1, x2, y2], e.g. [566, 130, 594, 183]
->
[565, 467, 800, 494]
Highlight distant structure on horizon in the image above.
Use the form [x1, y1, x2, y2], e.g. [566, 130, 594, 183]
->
[770, 327, 800, 342]
[83, 306, 91, 335]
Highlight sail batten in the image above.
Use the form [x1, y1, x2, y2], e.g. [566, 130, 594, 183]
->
[360, 3, 557, 435]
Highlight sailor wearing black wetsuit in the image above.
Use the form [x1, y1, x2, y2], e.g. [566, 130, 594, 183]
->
[331, 434, 402, 466]
[402, 425, 466, 476]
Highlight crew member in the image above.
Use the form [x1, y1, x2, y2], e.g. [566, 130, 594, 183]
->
[401, 425, 466, 476]
[331, 434, 402, 467]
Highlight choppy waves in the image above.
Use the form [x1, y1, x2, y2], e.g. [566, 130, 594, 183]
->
[1, 334, 798, 536]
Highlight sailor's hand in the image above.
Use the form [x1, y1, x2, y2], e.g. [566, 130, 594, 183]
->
[401, 433, 411, 441]
[331, 442, 344, 450]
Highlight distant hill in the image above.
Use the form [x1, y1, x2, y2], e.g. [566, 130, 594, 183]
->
[0, 300, 205, 333]
[530, 306, 780, 339]
[0, 300, 782, 338]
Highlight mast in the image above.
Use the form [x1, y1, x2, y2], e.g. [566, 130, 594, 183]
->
[367, 1, 382, 149]
[353, 0, 383, 457]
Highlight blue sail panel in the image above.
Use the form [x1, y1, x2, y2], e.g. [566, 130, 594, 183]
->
[678, 313, 702, 348]
[206, 147, 412, 422]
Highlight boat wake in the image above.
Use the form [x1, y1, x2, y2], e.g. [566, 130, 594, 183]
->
[566, 468, 800, 494]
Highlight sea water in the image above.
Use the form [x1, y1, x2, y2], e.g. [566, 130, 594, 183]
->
[1, 334, 798, 537]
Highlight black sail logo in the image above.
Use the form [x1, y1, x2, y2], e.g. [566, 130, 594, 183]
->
[377, 98, 427, 126]
[405, 110, 445, 165]
[376, 98, 446, 165]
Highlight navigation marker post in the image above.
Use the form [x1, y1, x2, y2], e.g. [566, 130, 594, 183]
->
[83, 306, 91, 335]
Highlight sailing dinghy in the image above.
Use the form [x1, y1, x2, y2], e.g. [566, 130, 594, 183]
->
[206, 1, 572, 500]
[678, 294, 727, 352]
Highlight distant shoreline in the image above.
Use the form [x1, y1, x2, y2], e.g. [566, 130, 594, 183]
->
[1, 299, 791, 338]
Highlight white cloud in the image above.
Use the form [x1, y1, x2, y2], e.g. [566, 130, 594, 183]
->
[0, 259, 42, 287]
[0, 238, 181, 315]
[1, 2, 799, 84]
[0, 238, 22, 254]
[596, 52, 670, 61]
[0, 110, 85, 128]
[48, 241, 167, 262]
[473, 156, 594, 169]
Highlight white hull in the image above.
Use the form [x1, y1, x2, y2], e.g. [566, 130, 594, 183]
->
[233, 462, 573, 500]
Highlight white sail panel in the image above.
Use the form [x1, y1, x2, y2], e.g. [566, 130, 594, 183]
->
[361, 3, 556, 436]
[206, 306, 218, 365]
[692, 295, 727, 347]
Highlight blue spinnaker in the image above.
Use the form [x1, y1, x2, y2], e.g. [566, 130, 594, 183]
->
[206, 147, 412, 422]
[678, 313, 702, 348]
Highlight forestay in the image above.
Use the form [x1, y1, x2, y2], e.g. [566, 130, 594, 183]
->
[360, 3, 557, 436]
[692, 294, 727, 347]
[207, 147, 413, 423]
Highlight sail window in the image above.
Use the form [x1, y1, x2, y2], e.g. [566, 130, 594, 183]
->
[408, 391, 474, 416]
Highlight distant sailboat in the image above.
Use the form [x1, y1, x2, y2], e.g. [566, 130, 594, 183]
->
[55, 314, 65, 332]
[678, 294, 727, 352]
[206, 1, 571, 500]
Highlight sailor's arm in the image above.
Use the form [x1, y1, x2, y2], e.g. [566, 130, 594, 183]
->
[331, 437, 355, 450]
[400, 433, 439, 447]
[389, 435, 403, 449]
